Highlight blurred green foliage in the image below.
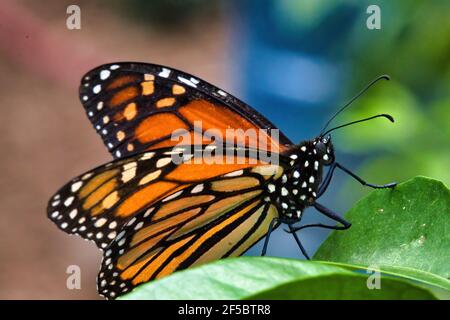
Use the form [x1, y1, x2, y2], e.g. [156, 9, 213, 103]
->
[333, 1, 450, 202]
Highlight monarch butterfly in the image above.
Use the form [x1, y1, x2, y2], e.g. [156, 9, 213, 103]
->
[47, 62, 396, 299]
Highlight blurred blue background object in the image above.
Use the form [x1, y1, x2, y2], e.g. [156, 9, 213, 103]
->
[228, 0, 361, 257]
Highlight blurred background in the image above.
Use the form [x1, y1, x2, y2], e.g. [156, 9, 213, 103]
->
[0, 0, 448, 299]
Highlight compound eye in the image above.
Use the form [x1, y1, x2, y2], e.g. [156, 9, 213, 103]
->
[321, 135, 331, 145]
[316, 141, 327, 156]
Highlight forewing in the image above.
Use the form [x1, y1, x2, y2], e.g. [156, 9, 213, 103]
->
[79, 62, 293, 159]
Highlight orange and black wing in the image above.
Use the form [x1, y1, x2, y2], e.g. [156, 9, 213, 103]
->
[96, 163, 286, 299]
[79, 62, 293, 159]
[47, 145, 279, 250]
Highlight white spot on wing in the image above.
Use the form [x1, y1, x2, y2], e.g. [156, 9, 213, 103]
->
[71, 181, 83, 192]
[64, 196, 74, 207]
[134, 222, 144, 230]
[177, 76, 197, 88]
[93, 84, 101, 94]
[107, 231, 117, 239]
[224, 170, 243, 177]
[191, 184, 204, 194]
[116, 230, 126, 240]
[140, 152, 155, 160]
[95, 218, 107, 228]
[127, 217, 136, 226]
[100, 70, 111, 80]
[122, 166, 137, 183]
[159, 68, 171, 78]
[69, 209, 78, 219]
[190, 77, 199, 84]
[143, 207, 154, 218]
[162, 190, 183, 202]
[156, 157, 172, 168]
[123, 162, 137, 171]
[82, 173, 93, 180]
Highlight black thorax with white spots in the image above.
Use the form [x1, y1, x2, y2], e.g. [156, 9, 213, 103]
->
[266, 136, 335, 222]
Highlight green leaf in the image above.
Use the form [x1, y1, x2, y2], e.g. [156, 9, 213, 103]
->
[320, 261, 450, 292]
[314, 177, 450, 280]
[118, 257, 438, 300]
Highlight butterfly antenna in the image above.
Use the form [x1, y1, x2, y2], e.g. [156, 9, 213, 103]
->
[321, 113, 394, 136]
[320, 75, 390, 136]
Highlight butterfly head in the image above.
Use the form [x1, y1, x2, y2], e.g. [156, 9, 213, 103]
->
[314, 134, 334, 165]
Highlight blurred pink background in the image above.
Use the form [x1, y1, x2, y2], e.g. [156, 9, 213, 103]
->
[0, 0, 228, 299]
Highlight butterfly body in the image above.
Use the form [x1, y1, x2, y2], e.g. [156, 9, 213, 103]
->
[48, 62, 395, 299]
[271, 136, 333, 223]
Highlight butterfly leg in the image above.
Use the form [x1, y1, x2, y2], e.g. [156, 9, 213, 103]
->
[287, 222, 349, 233]
[286, 202, 351, 233]
[261, 217, 279, 256]
[313, 202, 351, 229]
[287, 224, 310, 260]
[318, 162, 396, 197]
[336, 163, 397, 189]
